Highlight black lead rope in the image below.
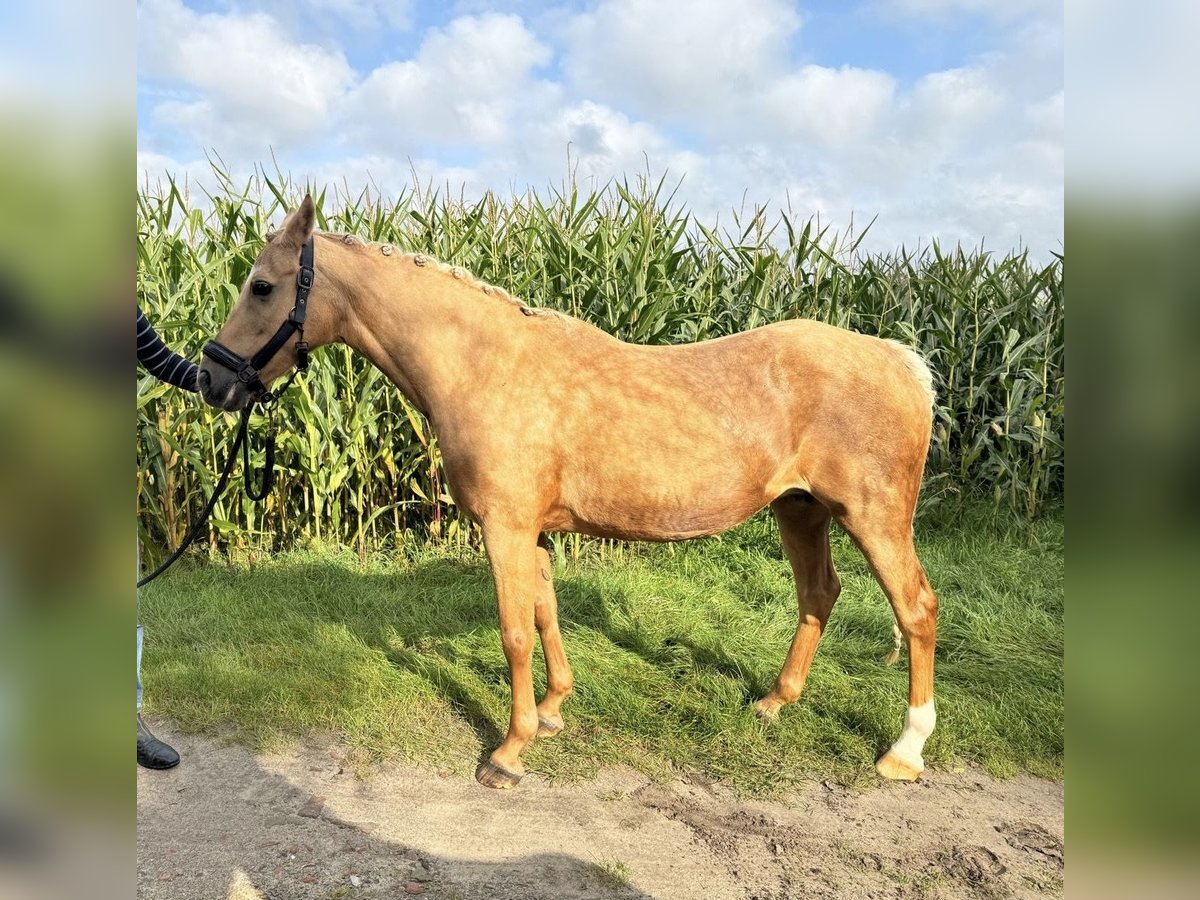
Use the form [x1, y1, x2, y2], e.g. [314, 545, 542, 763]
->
[140, 238, 315, 588]
[139, 407, 247, 588]
[241, 361, 304, 503]
[242, 409, 276, 502]
[138, 399, 292, 589]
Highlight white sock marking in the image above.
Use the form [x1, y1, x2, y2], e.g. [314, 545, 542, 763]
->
[888, 700, 936, 769]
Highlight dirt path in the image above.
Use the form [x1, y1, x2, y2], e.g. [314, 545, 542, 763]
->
[137, 721, 1063, 899]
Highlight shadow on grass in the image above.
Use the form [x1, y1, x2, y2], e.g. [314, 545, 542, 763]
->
[236, 555, 785, 757]
[554, 575, 777, 702]
[385, 643, 505, 767]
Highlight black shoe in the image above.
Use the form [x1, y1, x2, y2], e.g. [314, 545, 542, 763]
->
[137, 714, 180, 770]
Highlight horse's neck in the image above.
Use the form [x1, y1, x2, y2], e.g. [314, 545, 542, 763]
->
[339, 259, 508, 418]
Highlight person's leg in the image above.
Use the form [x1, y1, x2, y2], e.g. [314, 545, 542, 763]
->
[137, 528, 178, 768]
[136, 623, 143, 713]
[136, 622, 180, 770]
[136, 542, 144, 714]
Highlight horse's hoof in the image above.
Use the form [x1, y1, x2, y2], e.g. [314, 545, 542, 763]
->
[537, 715, 564, 737]
[876, 750, 923, 782]
[475, 759, 523, 789]
[753, 698, 781, 722]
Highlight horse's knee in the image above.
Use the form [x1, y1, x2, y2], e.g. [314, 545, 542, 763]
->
[501, 627, 534, 662]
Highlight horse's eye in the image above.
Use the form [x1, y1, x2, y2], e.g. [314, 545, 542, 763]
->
[251, 280, 273, 297]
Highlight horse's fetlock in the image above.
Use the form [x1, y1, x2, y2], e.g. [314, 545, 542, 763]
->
[516, 708, 540, 737]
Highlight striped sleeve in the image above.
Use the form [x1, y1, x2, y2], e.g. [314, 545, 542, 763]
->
[137, 307, 199, 392]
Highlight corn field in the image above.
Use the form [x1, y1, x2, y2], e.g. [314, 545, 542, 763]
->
[136, 171, 1064, 560]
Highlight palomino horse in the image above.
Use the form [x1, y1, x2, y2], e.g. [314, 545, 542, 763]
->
[199, 197, 939, 789]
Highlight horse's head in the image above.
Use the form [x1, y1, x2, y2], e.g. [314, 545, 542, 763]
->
[199, 195, 334, 410]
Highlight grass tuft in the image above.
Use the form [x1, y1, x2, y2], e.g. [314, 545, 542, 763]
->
[589, 858, 634, 891]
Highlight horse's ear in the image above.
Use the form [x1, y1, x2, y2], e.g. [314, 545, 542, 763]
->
[281, 194, 316, 247]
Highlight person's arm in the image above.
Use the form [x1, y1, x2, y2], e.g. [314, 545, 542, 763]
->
[137, 307, 199, 392]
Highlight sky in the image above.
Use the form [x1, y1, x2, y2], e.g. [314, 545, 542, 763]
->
[136, 0, 1063, 256]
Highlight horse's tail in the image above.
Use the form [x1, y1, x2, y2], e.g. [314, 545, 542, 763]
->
[881, 338, 935, 408]
[885, 620, 903, 666]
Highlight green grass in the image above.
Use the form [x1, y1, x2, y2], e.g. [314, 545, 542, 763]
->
[138, 506, 1062, 793]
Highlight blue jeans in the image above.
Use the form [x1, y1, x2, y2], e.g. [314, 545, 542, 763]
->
[137, 623, 144, 712]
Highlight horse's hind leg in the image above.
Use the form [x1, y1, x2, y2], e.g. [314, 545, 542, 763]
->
[534, 535, 574, 736]
[840, 507, 938, 781]
[754, 493, 840, 720]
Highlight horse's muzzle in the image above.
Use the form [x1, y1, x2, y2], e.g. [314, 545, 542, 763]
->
[198, 363, 252, 411]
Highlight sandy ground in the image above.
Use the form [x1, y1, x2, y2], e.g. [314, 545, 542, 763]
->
[137, 721, 1063, 900]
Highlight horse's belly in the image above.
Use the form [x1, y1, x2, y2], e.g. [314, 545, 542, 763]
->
[549, 467, 775, 541]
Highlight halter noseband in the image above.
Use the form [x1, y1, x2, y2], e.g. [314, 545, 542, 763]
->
[202, 237, 314, 403]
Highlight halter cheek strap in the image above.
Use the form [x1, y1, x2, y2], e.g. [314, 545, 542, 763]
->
[203, 237, 314, 403]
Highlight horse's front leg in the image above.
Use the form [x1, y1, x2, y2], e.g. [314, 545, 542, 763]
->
[475, 523, 540, 789]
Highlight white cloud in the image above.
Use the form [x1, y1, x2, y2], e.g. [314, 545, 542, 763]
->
[531, 102, 700, 184]
[911, 66, 1004, 121]
[899, 65, 1007, 151]
[564, 0, 803, 123]
[346, 13, 554, 147]
[1025, 90, 1063, 141]
[563, 1, 897, 150]
[137, 0, 355, 151]
[1070, 0, 1200, 193]
[762, 65, 897, 147]
[137, 150, 214, 195]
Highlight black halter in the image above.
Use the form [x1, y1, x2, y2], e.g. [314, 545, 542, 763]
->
[202, 237, 314, 403]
